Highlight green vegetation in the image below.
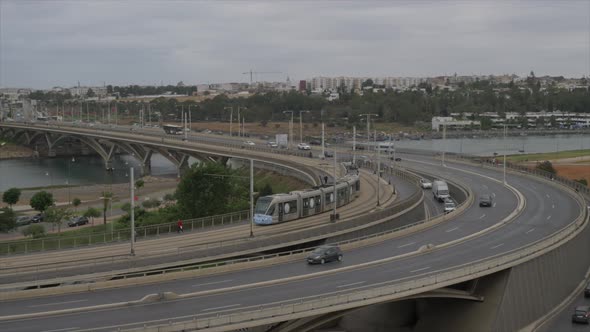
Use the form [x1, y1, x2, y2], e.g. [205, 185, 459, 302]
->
[536, 161, 557, 174]
[83, 207, 101, 224]
[44, 206, 73, 234]
[72, 197, 82, 210]
[22, 224, 45, 238]
[2, 188, 21, 208]
[29, 191, 54, 213]
[505, 149, 590, 163]
[0, 207, 16, 232]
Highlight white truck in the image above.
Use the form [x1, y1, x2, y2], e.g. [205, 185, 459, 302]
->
[432, 180, 450, 202]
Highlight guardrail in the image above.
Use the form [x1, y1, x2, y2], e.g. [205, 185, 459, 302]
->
[0, 210, 250, 255]
[114, 155, 589, 332]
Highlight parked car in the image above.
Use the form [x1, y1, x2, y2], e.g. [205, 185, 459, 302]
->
[31, 213, 44, 223]
[394, 157, 402, 161]
[585, 282, 590, 298]
[309, 139, 321, 145]
[306, 245, 343, 264]
[243, 140, 255, 146]
[572, 306, 590, 324]
[479, 194, 493, 207]
[68, 216, 89, 227]
[16, 216, 32, 227]
[297, 143, 311, 150]
[419, 179, 432, 189]
[443, 198, 456, 214]
[267, 141, 278, 148]
[323, 150, 334, 158]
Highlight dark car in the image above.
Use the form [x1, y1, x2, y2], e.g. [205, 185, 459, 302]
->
[572, 306, 590, 324]
[479, 194, 493, 207]
[324, 150, 334, 158]
[68, 216, 89, 227]
[306, 245, 343, 265]
[585, 283, 590, 298]
[309, 139, 321, 145]
[31, 213, 44, 223]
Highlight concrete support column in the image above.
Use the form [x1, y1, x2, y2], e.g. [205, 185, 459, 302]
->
[141, 160, 151, 176]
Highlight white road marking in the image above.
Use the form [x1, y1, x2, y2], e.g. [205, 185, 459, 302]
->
[552, 204, 555, 209]
[398, 242, 415, 248]
[192, 279, 233, 288]
[547, 215, 552, 220]
[492, 203, 497, 207]
[410, 266, 431, 273]
[526, 228, 535, 234]
[492, 192, 496, 198]
[30, 299, 88, 308]
[337, 281, 366, 288]
[490, 243, 504, 250]
[202, 304, 241, 312]
[479, 214, 486, 219]
[41, 328, 80, 332]
[546, 194, 550, 198]
[446, 227, 459, 233]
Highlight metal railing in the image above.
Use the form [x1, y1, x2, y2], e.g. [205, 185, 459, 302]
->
[0, 210, 250, 255]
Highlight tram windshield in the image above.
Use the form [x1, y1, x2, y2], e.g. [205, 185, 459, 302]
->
[255, 197, 273, 214]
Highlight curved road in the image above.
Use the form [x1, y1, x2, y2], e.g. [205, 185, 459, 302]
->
[0, 154, 583, 331]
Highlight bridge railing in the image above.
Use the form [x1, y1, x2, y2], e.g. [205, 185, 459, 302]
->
[115, 153, 588, 332]
[0, 210, 250, 255]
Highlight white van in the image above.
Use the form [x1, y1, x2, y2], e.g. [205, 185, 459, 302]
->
[432, 180, 450, 202]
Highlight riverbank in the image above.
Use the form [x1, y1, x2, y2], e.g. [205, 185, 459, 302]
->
[0, 142, 34, 159]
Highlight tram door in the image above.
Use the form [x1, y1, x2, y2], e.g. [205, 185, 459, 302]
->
[278, 203, 284, 222]
[314, 196, 322, 213]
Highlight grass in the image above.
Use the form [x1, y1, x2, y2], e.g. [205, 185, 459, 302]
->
[506, 149, 590, 163]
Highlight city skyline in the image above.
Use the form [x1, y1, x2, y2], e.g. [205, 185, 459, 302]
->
[1, 1, 589, 89]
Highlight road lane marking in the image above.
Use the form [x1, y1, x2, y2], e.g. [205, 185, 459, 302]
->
[479, 214, 486, 219]
[526, 228, 535, 234]
[492, 192, 496, 198]
[30, 299, 88, 308]
[547, 215, 552, 220]
[446, 227, 459, 233]
[192, 279, 233, 288]
[337, 281, 366, 288]
[490, 243, 504, 250]
[41, 328, 80, 332]
[410, 266, 431, 273]
[398, 242, 415, 248]
[546, 194, 551, 198]
[202, 304, 241, 312]
[552, 204, 555, 209]
[492, 203, 497, 207]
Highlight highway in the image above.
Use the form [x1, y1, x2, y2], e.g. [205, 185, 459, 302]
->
[0, 154, 583, 331]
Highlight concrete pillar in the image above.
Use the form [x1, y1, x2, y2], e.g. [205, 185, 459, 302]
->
[105, 159, 114, 171]
[47, 149, 56, 157]
[141, 160, 151, 176]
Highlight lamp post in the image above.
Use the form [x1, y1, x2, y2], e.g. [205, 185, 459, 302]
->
[331, 150, 338, 222]
[359, 113, 378, 151]
[283, 111, 294, 149]
[299, 110, 310, 143]
[130, 167, 135, 256]
[67, 156, 75, 205]
[224, 106, 233, 137]
[503, 124, 507, 185]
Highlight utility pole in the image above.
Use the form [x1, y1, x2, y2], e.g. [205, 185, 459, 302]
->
[503, 124, 507, 185]
[130, 167, 135, 256]
[283, 111, 294, 149]
[377, 137, 381, 207]
[299, 110, 309, 143]
[352, 126, 356, 164]
[442, 123, 447, 167]
[331, 150, 337, 222]
[250, 159, 254, 237]
[360, 113, 378, 151]
[321, 122, 325, 158]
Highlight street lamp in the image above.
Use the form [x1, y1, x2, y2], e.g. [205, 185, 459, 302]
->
[359, 113, 378, 151]
[224, 106, 233, 137]
[503, 124, 507, 185]
[299, 110, 310, 143]
[67, 156, 75, 204]
[283, 111, 294, 149]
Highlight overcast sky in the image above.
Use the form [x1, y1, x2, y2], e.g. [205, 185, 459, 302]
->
[1, 0, 589, 89]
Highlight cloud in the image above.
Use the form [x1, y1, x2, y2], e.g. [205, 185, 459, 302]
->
[1, 0, 588, 88]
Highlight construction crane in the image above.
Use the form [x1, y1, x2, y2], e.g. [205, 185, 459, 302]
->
[242, 70, 282, 84]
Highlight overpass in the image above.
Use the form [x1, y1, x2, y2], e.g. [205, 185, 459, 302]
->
[0, 122, 588, 332]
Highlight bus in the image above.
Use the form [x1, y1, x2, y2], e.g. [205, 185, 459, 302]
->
[162, 124, 183, 135]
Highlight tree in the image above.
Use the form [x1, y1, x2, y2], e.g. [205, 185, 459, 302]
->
[72, 198, 81, 210]
[135, 179, 145, 194]
[22, 224, 45, 238]
[86, 88, 96, 98]
[0, 207, 16, 232]
[30, 191, 54, 213]
[83, 207, 101, 225]
[536, 161, 557, 174]
[574, 179, 588, 186]
[175, 162, 248, 219]
[44, 206, 72, 234]
[2, 188, 21, 208]
[100, 191, 113, 226]
[259, 183, 273, 196]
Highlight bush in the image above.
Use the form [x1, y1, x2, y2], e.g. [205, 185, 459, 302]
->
[142, 199, 161, 209]
[574, 178, 588, 186]
[22, 224, 46, 238]
[536, 160, 556, 174]
[163, 193, 176, 202]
